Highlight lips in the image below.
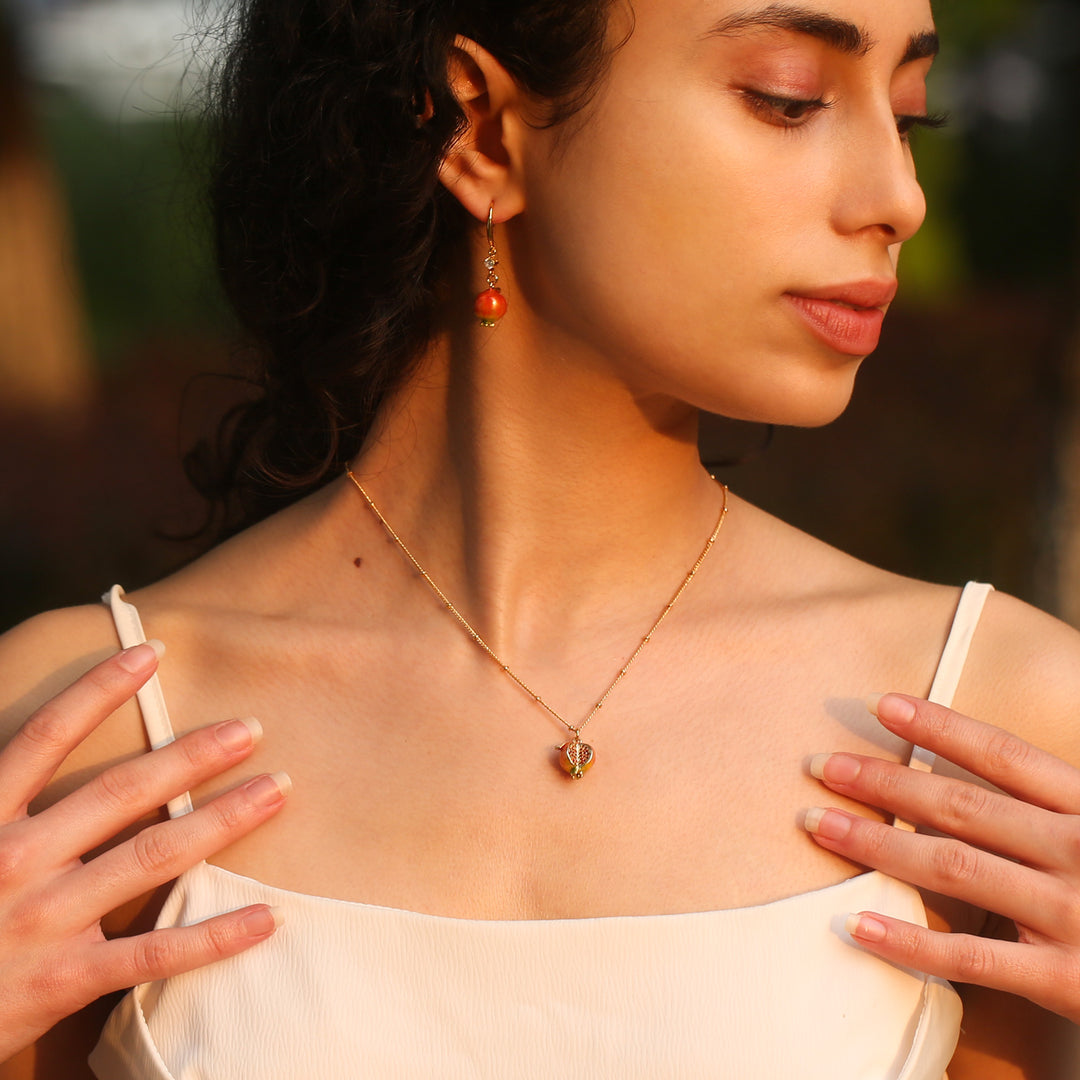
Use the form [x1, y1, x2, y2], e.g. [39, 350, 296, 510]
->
[784, 279, 898, 356]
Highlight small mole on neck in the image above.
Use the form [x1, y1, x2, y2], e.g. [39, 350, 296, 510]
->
[353, 557, 363, 568]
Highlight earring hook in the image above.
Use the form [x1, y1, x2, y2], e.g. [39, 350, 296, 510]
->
[474, 204, 507, 327]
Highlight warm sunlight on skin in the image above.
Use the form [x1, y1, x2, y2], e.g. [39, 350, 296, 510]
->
[508, 0, 937, 429]
[10, 3, 1080, 1079]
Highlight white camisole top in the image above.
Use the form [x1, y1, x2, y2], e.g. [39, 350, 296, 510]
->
[89, 583, 993, 1080]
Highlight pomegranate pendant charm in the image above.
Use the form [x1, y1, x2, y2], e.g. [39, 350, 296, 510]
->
[558, 737, 595, 780]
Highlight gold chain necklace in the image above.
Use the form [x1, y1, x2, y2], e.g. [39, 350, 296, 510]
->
[345, 469, 729, 780]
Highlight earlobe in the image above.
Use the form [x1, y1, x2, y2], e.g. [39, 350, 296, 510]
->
[437, 36, 526, 224]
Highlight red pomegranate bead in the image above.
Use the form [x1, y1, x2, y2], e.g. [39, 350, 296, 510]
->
[474, 287, 507, 326]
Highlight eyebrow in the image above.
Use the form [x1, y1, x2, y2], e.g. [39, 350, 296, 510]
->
[900, 30, 940, 66]
[706, 4, 940, 65]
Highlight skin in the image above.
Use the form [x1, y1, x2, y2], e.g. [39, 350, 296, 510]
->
[2, 0, 1080, 1075]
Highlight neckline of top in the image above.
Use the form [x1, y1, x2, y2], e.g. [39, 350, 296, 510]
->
[193, 860, 909, 926]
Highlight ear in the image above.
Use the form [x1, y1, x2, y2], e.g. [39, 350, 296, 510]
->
[437, 36, 527, 225]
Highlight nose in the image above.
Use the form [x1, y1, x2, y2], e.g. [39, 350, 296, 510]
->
[831, 112, 928, 246]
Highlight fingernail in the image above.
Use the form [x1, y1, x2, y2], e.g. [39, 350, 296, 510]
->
[865, 693, 883, 716]
[246, 771, 292, 806]
[117, 640, 164, 674]
[876, 693, 916, 725]
[810, 753, 861, 784]
[845, 913, 888, 942]
[241, 905, 283, 937]
[214, 717, 264, 752]
[803, 807, 852, 841]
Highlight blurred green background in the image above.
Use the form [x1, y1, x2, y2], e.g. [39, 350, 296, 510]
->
[1, 0, 1079, 629]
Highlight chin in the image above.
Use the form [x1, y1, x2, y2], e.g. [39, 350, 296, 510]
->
[782, 386, 860, 428]
[697, 361, 863, 430]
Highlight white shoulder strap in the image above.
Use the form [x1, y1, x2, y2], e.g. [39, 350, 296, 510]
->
[907, 582, 993, 776]
[103, 585, 194, 818]
[893, 582, 993, 834]
[926, 582, 995, 709]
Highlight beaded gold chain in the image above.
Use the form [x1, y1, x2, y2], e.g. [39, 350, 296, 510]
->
[345, 469, 729, 780]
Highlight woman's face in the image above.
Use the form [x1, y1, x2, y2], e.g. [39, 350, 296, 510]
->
[513, 0, 937, 426]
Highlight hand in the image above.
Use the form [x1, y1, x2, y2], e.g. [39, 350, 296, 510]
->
[803, 693, 1080, 1024]
[0, 641, 291, 1062]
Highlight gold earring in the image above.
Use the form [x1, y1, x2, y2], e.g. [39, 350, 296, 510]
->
[473, 205, 507, 327]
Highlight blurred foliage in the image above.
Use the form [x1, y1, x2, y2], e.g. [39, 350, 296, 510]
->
[904, 0, 1080, 300]
[900, 121, 967, 300]
[33, 89, 230, 369]
[933, 0, 1027, 51]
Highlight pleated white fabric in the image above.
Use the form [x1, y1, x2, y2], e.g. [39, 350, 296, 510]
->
[89, 583, 992, 1080]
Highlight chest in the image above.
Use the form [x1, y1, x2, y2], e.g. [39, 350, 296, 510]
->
[157, 613, 939, 920]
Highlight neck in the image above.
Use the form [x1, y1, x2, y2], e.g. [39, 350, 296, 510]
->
[342, 310, 724, 656]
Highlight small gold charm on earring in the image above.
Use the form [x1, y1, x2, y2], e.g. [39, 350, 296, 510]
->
[474, 205, 507, 327]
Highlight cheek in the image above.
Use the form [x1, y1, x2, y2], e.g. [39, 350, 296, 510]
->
[519, 93, 817, 362]
[516, 91, 858, 427]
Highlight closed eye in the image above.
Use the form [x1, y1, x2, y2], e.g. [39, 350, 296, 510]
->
[741, 90, 834, 129]
[897, 110, 950, 142]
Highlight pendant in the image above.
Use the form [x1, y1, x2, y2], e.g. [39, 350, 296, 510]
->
[558, 738, 595, 780]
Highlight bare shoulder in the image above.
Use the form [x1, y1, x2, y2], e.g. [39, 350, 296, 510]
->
[0, 596, 172, 819]
[729, 494, 964, 627]
[953, 589, 1080, 765]
[0, 601, 124, 745]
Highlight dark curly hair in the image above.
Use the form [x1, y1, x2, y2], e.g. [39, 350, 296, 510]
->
[188, 0, 620, 534]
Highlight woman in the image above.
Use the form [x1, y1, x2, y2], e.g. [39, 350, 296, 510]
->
[2, 0, 1080, 1076]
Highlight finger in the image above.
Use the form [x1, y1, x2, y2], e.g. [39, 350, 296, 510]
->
[843, 912, 1080, 1023]
[26, 717, 264, 867]
[810, 752, 1074, 870]
[0, 642, 164, 819]
[870, 694, 1080, 814]
[82, 905, 281, 1004]
[51, 772, 291, 926]
[803, 808, 1075, 934]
